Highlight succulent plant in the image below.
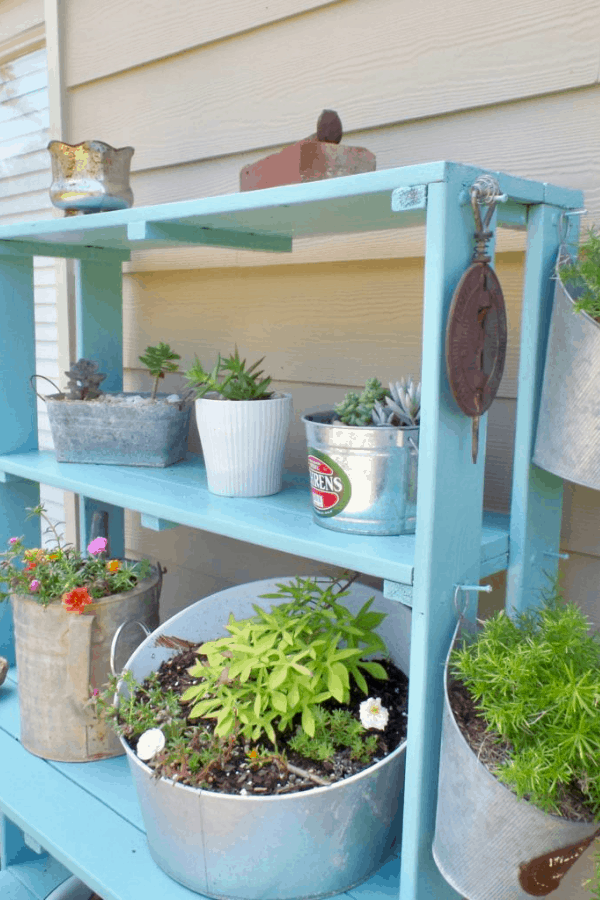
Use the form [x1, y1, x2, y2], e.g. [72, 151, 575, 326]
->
[138, 342, 181, 400]
[185, 347, 273, 401]
[64, 359, 106, 400]
[335, 377, 420, 427]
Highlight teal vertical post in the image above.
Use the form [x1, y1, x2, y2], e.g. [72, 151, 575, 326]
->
[75, 258, 125, 556]
[399, 165, 490, 900]
[506, 204, 575, 614]
[0, 254, 40, 663]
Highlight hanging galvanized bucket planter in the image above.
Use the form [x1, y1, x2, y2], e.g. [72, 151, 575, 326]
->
[533, 273, 600, 490]
[432, 620, 599, 900]
[11, 566, 161, 762]
[302, 412, 418, 535]
[117, 577, 411, 900]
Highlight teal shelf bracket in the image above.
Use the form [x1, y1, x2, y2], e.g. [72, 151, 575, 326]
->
[126, 220, 292, 253]
[0, 472, 31, 484]
[140, 514, 179, 532]
[383, 581, 413, 606]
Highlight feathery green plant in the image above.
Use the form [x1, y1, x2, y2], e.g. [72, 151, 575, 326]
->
[560, 227, 600, 321]
[451, 589, 600, 817]
[289, 706, 378, 763]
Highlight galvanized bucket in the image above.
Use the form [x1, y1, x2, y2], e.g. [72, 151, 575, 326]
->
[533, 274, 600, 490]
[11, 567, 161, 761]
[44, 391, 192, 467]
[432, 621, 599, 900]
[302, 412, 418, 535]
[118, 576, 411, 900]
[195, 393, 292, 496]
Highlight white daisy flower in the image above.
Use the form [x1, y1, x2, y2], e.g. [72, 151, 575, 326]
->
[136, 728, 165, 760]
[359, 697, 389, 731]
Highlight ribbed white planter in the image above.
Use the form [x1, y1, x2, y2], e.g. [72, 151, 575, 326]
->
[195, 393, 292, 496]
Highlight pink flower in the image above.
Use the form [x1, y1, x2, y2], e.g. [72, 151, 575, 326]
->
[29, 579, 40, 592]
[87, 536, 108, 555]
[8, 537, 18, 545]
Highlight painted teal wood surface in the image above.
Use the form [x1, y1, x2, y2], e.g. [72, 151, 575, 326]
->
[0, 164, 585, 900]
[0, 451, 509, 585]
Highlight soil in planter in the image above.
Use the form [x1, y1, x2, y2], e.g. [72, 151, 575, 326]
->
[122, 645, 408, 796]
[448, 677, 594, 822]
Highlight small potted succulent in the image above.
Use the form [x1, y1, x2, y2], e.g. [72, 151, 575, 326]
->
[99, 572, 411, 899]
[185, 348, 292, 496]
[302, 377, 420, 535]
[534, 227, 600, 491]
[0, 505, 161, 762]
[433, 588, 600, 899]
[38, 342, 192, 467]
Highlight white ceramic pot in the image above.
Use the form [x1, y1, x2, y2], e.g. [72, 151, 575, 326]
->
[195, 392, 292, 496]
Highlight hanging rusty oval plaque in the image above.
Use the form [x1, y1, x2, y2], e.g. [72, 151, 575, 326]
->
[445, 262, 508, 417]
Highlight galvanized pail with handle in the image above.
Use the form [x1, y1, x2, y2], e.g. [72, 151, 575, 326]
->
[11, 566, 161, 762]
[118, 576, 411, 900]
[432, 620, 599, 900]
[302, 412, 419, 536]
[533, 273, 600, 490]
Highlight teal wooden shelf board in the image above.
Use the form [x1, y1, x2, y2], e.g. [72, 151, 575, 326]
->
[0, 451, 509, 585]
[0, 163, 582, 258]
[0, 669, 398, 900]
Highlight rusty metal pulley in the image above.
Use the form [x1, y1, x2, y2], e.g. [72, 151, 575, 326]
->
[445, 175, 508, 463]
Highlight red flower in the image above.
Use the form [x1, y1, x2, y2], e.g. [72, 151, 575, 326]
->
[24, 562, 37, 571]
[62, 586, 93, 614]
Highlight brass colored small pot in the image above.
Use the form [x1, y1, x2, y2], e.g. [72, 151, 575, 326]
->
[48, 139, 134, 214]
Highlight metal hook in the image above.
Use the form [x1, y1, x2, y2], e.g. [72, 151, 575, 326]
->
[453, 583, 493, 619]
[110, 619, 151, 675]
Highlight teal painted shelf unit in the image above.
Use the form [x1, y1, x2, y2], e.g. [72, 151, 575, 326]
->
[0, 162, 583, 900]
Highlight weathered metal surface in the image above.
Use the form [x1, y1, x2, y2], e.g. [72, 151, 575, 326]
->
[45, 393, 192, 467]
[432, 622, 599, 900]
[48, 140, 134, 214]
[303, 412, 418, 535]
[11, 568, 160, 762]
[533, 274, 600, 490]
[119, 577, 411, 900]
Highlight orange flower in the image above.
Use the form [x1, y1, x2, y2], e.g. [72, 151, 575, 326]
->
[106, 559, 121, 573]
[247, 749, 259, 760]
[62, 586, 93, 614]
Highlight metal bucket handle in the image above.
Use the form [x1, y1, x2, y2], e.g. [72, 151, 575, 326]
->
[30, 373, 64, 402]
[110, 619, 152, 675]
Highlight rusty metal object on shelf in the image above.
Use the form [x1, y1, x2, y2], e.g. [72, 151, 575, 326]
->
[240, 110, 376, 191]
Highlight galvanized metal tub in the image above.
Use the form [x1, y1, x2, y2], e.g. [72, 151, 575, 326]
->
[533, 274, 600, 490]
[12, 566, 161, 761]
[432, 622, 599, 900]
[48, 139, 134, 214]
[45, 393, 192, 467]
[302, 412, 418, 535]
[195, 393, 292, 496]
[118, 576, 411, 900]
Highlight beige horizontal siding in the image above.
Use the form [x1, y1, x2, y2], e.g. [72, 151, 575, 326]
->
[66, 0, 600, 172]
[64, 0, 342, 88]
[0, 0, 43, 49]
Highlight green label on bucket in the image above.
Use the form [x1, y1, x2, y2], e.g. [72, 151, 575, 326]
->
[307, 449, 351, 517]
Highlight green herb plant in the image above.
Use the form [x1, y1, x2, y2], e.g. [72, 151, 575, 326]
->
[335, 376, 421, 427]
[559, 227, 600, 321]
[181, 574, 388, 745]
[289, 706, 378, 764]
[451, 589, 600, 817]
[185, 347, 273, 400]
[138, 342, 181, 399]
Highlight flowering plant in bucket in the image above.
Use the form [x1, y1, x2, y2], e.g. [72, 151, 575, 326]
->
[0, 505, 152, 611]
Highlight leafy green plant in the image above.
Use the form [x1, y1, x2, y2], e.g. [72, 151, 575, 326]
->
[138, 342, 181, 399]
[335, 376, 420, 427]
[289, 706, 378, 763]
[181, 574, 388, 745]
[451, 589, 600, 817]
[560, 227, 600, 321]
[185, 347, 273, 400]
[0, 505, 152, 610]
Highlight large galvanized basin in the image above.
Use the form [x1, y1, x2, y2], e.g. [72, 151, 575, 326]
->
[118, 577, 411, 900]
[12, 567, 161, 761]
[303, 412, 418, 535]
[432, 621, 599, 899]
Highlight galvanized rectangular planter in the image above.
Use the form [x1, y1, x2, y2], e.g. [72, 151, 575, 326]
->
[118, 577, 411, 900]
[303, 412, 419, 536]
[46, 392, 192, 467]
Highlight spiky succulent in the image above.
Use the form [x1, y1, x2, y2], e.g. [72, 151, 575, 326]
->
[336, 377, 420, 427]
